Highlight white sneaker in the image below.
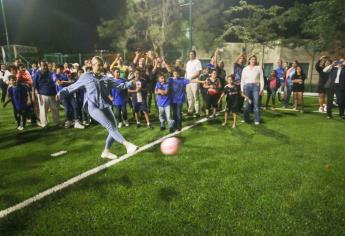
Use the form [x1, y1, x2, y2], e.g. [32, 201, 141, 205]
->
[74, 121, 85, 129]
[118, 122, 123, 128]
[17, 126, 24, 131]
[123, 120, 129, 127]
[101, 150, 118, 159]
[124, 141, 138, 154]
[318, 107, 324, 113]
[254, 121, 260, 125]
[64, 120, 72, 129]
[82, 120, 90, 126]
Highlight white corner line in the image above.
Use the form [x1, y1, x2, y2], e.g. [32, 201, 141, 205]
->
[0, 117, 209, 219]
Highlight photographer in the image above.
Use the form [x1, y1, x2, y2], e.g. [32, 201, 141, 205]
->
[323, 58, 345, 119]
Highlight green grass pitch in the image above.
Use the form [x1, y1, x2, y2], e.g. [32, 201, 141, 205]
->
[0, 96, 344, 235]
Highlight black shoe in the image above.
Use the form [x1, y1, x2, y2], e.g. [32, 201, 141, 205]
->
[176, 128, 182, 131]
[160, 126, 166, 131]
[187, 112, 193, 116]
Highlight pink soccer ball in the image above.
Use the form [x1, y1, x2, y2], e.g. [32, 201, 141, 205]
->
[160, 137, 181, 155]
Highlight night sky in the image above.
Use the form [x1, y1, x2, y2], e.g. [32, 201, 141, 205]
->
[0, 0, 315, 53]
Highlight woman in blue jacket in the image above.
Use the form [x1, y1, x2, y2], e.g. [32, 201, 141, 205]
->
[59, 56, 138, 159]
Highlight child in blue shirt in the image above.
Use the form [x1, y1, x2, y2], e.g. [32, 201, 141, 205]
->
[3, 76, 32, 130]
[155, 74, 173, 132]
[110, 68, 129, 128]
[168, 70, 204, 131]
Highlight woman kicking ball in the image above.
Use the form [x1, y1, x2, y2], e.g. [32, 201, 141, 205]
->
[59, 56, 138, 159]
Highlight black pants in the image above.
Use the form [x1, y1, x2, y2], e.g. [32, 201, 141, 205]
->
[326, 84, 345, 117]
[0, 81, 8, 103]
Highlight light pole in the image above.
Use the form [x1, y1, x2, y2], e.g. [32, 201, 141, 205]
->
[180, 0, 193, 52]
[0, 0, 11, 63]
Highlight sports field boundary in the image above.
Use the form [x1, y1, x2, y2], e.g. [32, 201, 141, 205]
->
[0, 117, 208, 219]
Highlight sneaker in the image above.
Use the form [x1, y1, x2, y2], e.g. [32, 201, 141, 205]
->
[118, 122, 123, 128]
[82, 120, 90, 126]
[193, 113, 200, 118]
[318, 107, 324, 113]
[222, 122, 227, 126]
[271, 107, 276, 111]
[160, 126, 166, 131]
[64, 120, 72, 129]
[124, 141, 138, 154]
[17, 126, 24, 131]
[254, 121, 260, 125]
[123, 120, 129, 127]
[101, 150, 118, 160]
[232, 124, 236, 128]
[74, 121, 85, 129]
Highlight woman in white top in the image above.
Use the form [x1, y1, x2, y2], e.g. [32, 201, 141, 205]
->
[241, 55, 264, 124]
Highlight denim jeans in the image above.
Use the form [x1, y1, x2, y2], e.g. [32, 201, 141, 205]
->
[158, 105, 173, 128]
[114, 103, 127, 122]
[284, 84, 293, 107]
[61, 93, 78, 121]
[171, 103, 183, 129]
[243, 83, 260, 123]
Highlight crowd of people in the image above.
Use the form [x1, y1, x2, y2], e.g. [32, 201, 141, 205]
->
[0, 50, 344, 133]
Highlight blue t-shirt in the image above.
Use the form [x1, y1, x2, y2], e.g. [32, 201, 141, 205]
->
[52, 73, 69, 92]
[33, 71, 57, 96]
[168, 77, 190, 104]
[8, 84, 29, 110]
[275, 66, 284, 81]
[155, 82, 170, 107]
[111, 78, 127, 106]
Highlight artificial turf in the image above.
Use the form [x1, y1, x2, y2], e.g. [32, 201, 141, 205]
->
[0, 97, 344, 235]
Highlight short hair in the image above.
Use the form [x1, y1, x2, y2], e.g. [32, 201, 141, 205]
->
[189, 50, 196, 56]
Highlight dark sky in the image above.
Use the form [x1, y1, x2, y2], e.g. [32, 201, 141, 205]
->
[0, 0, 315, 53]
[0, 0, 123, 52]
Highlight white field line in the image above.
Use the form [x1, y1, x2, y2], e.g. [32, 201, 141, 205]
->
[0, 117, 209, 219]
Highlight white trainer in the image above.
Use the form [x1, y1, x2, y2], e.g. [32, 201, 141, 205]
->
[124, 141, 138, 154]
[101, 150, 118, 159]
[118, 122, 123, 128]
[123, 120, 129, 127]
[74, 121, 85, 129]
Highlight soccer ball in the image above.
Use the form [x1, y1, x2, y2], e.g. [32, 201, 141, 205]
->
[160, 137, 181, 155]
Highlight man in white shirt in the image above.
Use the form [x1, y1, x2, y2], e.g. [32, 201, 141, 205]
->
[185, 50, 202, 117]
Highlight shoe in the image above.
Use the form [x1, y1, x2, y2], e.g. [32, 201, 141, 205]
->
[254, 121, 260, 125]
[17, 126, 24, 131]
[74, 121, 85, 129]
[193, 113, 200, 118]
[232, 124, 236, 128]
[187, 112, 193, 116]
[222, 122, 227, 126]
[326, 115, 333, 119]
[318, 107, 324, 113]
[118, 122, 123, 128]
[64, 120, 72, 128]
[82, 120, 90, 126]
[147, 124, 153, 129]
[271, 107, 276, 111]
[123, 120, 129, 127]
[160, 127, 166, 131]
[124, 142, 138, 154]
[176, 128, 182, 131]
[101, 150, 118, 160]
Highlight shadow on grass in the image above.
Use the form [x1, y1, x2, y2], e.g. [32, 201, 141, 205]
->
[159, 187, 180, 202]
[253, 125, 290, 144]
